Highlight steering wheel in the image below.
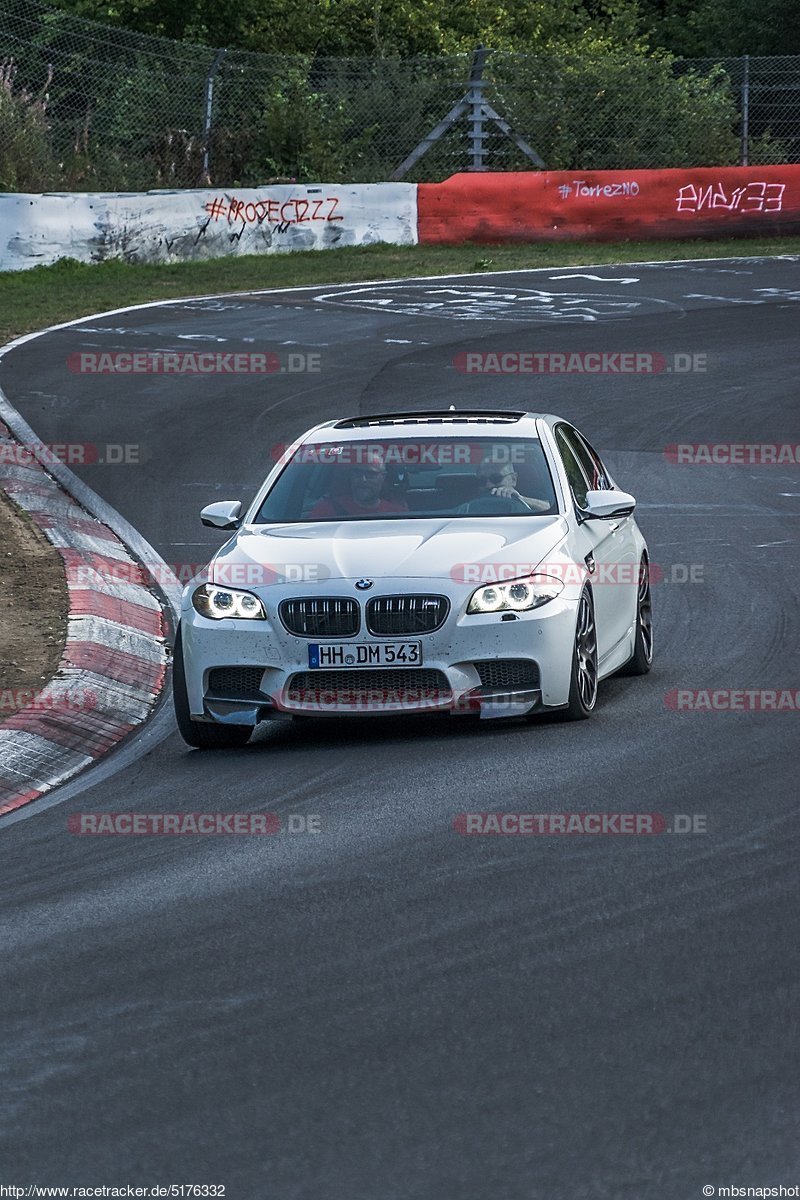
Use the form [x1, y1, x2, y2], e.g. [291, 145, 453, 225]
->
[460, 494, 533, 516]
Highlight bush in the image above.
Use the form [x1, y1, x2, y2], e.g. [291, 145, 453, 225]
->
[0, 58, 59, 190]
[490, 46, 740, 171]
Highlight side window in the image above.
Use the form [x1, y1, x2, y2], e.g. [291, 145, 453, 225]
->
[573, 430, 612, 490]
[555, 426, 591, 509]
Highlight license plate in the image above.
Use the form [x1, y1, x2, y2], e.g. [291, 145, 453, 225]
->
[308, 642, 422, 668]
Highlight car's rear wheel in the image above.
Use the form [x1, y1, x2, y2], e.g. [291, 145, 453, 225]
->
[172, 624, 252, 749]
[620, 555, 654, 676]
[561, 588, 598, 720]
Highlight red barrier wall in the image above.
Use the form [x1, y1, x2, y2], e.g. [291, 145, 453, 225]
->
[417, 166, 800, 243]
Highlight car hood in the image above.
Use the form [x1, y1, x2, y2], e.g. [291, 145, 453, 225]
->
[211, 516, 568, 585]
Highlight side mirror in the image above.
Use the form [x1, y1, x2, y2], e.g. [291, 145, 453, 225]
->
[583, 489, 636, 520]
[200, 500, 243, 530]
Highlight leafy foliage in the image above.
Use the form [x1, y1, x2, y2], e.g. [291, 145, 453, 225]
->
[492, 46, 739, 171]
[0, 0, 796, 189]
[639, 0, 800, 58]
[0, 59, 58, 189]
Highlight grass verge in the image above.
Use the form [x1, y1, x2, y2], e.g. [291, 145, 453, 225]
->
[1, 236, 799, 346]
[0, 490, 67, 721]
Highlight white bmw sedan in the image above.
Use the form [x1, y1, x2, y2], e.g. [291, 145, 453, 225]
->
[173, 410, 653, 748]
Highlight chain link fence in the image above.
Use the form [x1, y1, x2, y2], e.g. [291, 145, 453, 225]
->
[2, 0, 800, 192]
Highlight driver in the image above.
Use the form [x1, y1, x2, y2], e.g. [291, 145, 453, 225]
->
[476, 459, 550, 513]
[309, 448, 408, 518]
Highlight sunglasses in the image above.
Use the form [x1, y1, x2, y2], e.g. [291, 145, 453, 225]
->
[482, 471, 515, 485]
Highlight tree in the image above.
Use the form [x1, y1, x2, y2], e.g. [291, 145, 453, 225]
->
[50, 0, 653, 55]
[639, 0, 800, 57]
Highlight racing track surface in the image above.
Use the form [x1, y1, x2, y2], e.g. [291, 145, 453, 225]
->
[1, 260, 799, 1198]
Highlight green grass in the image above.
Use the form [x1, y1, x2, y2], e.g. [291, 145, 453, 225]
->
[1, 236, 799, 346]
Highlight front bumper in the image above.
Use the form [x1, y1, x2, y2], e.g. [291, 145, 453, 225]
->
[179, 578, 579, 723]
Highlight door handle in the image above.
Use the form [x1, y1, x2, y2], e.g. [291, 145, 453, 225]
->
[584, 552, 596, 574]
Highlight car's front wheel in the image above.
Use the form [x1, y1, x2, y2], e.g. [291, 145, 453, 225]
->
[172, 624, 252, 749]
[620, 555, 654, 676]
[561, 587, 598, 720]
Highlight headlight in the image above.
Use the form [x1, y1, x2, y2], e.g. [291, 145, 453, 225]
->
[192, 584, 266, 620]
[467, 574, 564, 614]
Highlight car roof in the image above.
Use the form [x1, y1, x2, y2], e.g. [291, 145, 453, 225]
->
[300, 411, 563, 442]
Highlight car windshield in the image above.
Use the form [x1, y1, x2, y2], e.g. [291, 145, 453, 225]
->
[252, 437, 558, 523]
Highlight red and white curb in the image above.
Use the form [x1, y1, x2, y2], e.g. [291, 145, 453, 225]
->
[0, 421, 169, 816]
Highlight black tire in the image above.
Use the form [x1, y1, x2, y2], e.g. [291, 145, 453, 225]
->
[561, 587, 598, 721]
[172, 624, 252, 749]
[620, 556, 654, 676]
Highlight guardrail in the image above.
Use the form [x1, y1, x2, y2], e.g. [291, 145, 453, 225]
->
[0, 182, 418, 272]
[417, 166, 800, 243]
[1, 167, 799, 272]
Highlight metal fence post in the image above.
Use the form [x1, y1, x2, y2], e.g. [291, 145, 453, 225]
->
[468, 45, 489, 171]
[741, 54, 750, 166]
[391, 43, 543, 179]
[200, 47, 227, 185]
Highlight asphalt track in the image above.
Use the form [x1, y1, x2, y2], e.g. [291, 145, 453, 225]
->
[1, 259, 799, 1198]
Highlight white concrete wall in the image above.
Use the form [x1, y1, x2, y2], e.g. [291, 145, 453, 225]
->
[0, 183, 418, 272]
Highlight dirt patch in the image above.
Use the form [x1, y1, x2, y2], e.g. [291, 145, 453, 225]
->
[0, 489, 68, 719]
